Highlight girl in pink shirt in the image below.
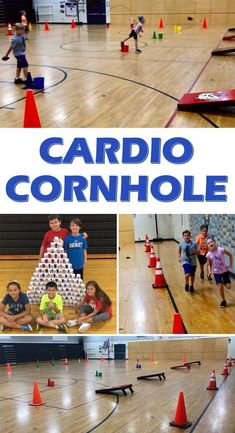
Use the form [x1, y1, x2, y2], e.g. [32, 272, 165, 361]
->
[206, 238, 233, 308]
[121, 16, 145, 53]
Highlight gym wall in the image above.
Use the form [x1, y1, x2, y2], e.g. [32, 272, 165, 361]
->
[128, 337, 228, 361]
[110, 0, 235, 26]
[0, 214, 116, 255]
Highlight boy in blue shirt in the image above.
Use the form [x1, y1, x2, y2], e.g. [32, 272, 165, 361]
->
[64, 218, 88, 280]
[2, 23, 28, 84]
[178, 230, 199, 293]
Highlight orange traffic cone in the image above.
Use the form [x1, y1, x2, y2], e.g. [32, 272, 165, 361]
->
[23, 89, 42, 127]
[150, 354, 154, 363]
[71, 19, 76, 29]
[227, 357, 233, 368]
[45, 20, 50, 31]
[221, 362, 229, 376]
[170, 392, 192, 428]
[182, 355, 187, 364]
[144, 234, 149, 246]
[64, 358, 68, 365]
[172, 313, 185, 334]
[29, 382, 46, 406]
[6, 23, 13, 36]
[148, 245, 156, 268]
[159, 18, 164, 29]
[152, 257, 168, 288]
[145, 239, 151, 252]
[6, 363, 11, 373]
[207, 370, 218, 390]
[202, 17, 208, 29]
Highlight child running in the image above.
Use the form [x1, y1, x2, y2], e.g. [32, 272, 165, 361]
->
[195, 224, 212, 280]
[66, 280, 112, 332]
[36, 281, 68, 332]
[206, 238, 233, 308]
[0, 281, 32, 331]
[121, 15, 145, 53]
[178, 230, 199, 293]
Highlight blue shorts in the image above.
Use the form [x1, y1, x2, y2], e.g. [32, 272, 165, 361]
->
[183, 263, 197, 276]
[16, 55, 28, 68]
[214, 271, 231, 285]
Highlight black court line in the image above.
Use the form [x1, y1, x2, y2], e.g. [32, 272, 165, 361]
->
[188, 375, 229, 432]
[86, 395, 119, 433]
[0, 64, 67, 110]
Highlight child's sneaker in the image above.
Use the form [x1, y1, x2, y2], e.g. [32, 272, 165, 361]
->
[79, 322, 91, 333]
[200, 271, 204, 279]
[136, 48, 142, 53]
[121, 41, 124, 48]
[14, 78, 24, 84]
[66, 319, 78, 327]
[220, 300, 227, 308]
[58, 324, 68, 333]
[21, 324, 32, 332]
[208, 274, 212, 281]
[185, 284, 189, 291]
[189, 285, 195, 293]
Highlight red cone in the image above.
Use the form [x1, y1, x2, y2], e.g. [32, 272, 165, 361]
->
[202, 17, 208, 29]
[159, 18, 164, 29]
[144, 234, 149, 246]
[152, 257, 168, 288]
[45, 20, 50, 31]
[71, 19, 76, 29]
[207, 370, 218, 390]
[64, 358, 68, 365]
[6, 363, 11, 373]
[145, 239, 151, 252]
[221, 362, 229, 376]
[182, 355, 187, 364]
[23, 90, 42, 127]
[170, 392, 192, 428]
[148, 245, 156, 268]
[172, 313, 185, 334]
[29, 382, 46, 406]
[7, 23, 13, 36]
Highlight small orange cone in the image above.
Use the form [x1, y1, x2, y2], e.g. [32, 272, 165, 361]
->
[221, 362, 229, 376]
[64, 358, 68, 365]
[71, 19, 76, 29]
[207, 370, 218, 390]
[6, 363, 11, 373]
[152, 257, 168, 288]
[227, 357, 233, 368]
[172, 313, 185, 334]
[23, 90, 42, 128]
[145, 239, 151, 252]
[45, 20, 50, 31]
[202, 17, 208, 29]
[148, 245, 156, 268]
[6, 23, 13, 36]
[144, 234, 149, 246]
[182, 355, 187, 364]
[150, 354, 154, 363]
[159, 18, 164, 29]
[170, 392, 192, 428]
[29, 382, 46, 406]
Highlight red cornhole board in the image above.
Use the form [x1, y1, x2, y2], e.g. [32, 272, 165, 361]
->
[223, 35, 235, 41]
[177, 89, 235, 111]
[212, 47, 235, 55]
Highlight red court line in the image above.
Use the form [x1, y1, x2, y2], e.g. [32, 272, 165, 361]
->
[164, 33, 226, 128]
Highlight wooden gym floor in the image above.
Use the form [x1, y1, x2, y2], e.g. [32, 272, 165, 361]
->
[0, 357, 234, 433]
[0, 23, 235, 128]
[119, 241, 235, 334]
[0, 257, 116, 334]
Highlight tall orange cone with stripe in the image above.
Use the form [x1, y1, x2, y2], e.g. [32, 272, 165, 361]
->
[227, 357, 233, 368]
[172, 313, 185, 334]
[29, 382, 46, 406]
[23, 90, 42, 127]
[145, 239, 151, 252]
[148, 245, 156, 268]
[152, 257, 168, 288]
[169, 392, 192, 428]
[207, 370, 218, 390]
[221, 361, 229, 376]
[144, 234, 149, 246]
[6, 23, 13, 36]
[64, 358, 68, 365]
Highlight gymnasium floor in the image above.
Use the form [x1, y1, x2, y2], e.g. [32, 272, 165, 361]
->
[0, 257, 116, 334]
[119, 241, 235, 334]
[0, 23, 235, 128]
[0, 357, 234, 433]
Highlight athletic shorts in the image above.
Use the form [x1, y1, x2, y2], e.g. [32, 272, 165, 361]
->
[44, 311, 62, 320]
[197, 254, 207, 265]
[183, 263, 197, 276]
[129, 29, 137, 40]
[214, 271, 231, 285]
[15, 55, 28, 68]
